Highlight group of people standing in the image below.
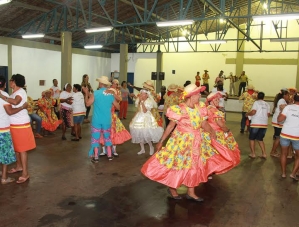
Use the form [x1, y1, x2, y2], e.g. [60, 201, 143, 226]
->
[194, 69, 249, 96]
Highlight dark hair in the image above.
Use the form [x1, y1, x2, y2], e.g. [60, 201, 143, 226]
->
[161, 86, 166, 90]
[0, 75, 6, 88]
[73, 84, 81, 91]
[121, 81, 127, 86]
[11, 74, 25, 87]
[294, 93, 299, 102]
[53, 79, 57, 83]
[273, 89, 289, 109]
[184, 80, 191, 87]
[217, 84, 224, 91]
[257, 92, 265, 100]
[82, 74, 88, 82]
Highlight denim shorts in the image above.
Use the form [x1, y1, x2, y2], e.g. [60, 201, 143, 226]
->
[249, 127, 267, 141]
[280, 137, 299, 150]
[73, 115, 85, 124]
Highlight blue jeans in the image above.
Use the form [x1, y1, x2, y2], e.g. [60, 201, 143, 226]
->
[29, 113, 42, 134]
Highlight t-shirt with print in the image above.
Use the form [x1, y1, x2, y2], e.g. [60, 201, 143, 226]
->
[9, 88, 30, 124]
[92, 88, 115, 126]
[0, 91, 10, 128]
[272, 98, 287, 127]
[72, 92, 86, 116]
[280, 104, 299, 140]
[250, 100, 270, 128]
[120, 88, 129, 101]
[60, 91, 73, 109]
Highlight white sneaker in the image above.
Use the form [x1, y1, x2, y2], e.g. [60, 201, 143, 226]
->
[99, 151, 106, 156]
[137, 150, 145, 155]
[149, 148, 154, 155]
[113, 152, 119, 157]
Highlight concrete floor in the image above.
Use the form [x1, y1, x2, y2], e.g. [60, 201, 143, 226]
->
[1, 108, 299, 227]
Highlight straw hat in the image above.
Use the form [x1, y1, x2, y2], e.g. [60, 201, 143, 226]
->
[167, 84, 178, 92]
[289, 87, 297, 92]
[183, 84, 206, 98]
[112, 79, 119, 85]
[44, 89, 52, 94]
[247, 84, 255, 90]
[204, 69, 209, 72]
[142, 80, 155, 91]
[96, 76, 111, 86]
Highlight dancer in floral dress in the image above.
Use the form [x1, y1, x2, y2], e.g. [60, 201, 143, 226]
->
[205, 92, 240, 171]
[142, 84, 239, 202]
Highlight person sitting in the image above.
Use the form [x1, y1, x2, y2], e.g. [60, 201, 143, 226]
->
[37, 90, 61, 135]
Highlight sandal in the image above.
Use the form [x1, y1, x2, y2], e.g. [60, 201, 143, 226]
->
[34, 133, 43, 138]
[7, 168, 23, 174]
[16, 176, 30, 184]
[290, 175, 299, 181]
[1, 177, 15, 184]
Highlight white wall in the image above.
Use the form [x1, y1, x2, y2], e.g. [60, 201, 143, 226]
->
[12, 46, 61, 99]
[72, 54, 111, 91]
[0, 44, 8, 66]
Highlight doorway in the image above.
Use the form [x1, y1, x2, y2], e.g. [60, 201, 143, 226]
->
[0, 66, 8, 93]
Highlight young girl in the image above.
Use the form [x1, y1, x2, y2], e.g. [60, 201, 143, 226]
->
[130, 89, 164, 155]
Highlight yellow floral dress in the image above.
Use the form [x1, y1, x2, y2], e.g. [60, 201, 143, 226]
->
[141, 102, 224, 188]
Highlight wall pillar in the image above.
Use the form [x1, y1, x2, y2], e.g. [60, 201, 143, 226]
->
[61, 32, 72, 89]
[7, 43, 12, 93]
[296, 43, 299, 89]
[235, 25, 246, 90]
[156, 51, 163, 93]
[119, 44, 128, 82]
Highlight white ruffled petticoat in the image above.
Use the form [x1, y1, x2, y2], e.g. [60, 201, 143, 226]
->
[130, 99, 164, 143]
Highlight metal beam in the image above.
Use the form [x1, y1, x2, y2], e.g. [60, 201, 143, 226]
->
[200, 0, 261, 51]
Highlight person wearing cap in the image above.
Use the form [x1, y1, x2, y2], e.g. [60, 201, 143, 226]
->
[60, 83, 74, 140]
[37, 89, 61, 136]
[130, 89, 164, 156]
[0, 74, 36, 184]
[81, 74, 94, 123]
[277, 92, 299, 180]
[71, 84, 86, 141]
[205, 92, 240, 169]
[142, 84, 218, 202]
[238, 71, 248, 96]
[225, 72, 236, 96]
[246, 92, 270, 159]
[83, 76, 120, 162]
[195, 72, 201, 87]
[202, 70, 210, 92]
[163, 84, 179, 127]
[239, 84, 258, 133]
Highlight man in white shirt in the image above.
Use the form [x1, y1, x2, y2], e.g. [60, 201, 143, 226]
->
[246, 92, 270, 159]
[50, 79, 61, 118]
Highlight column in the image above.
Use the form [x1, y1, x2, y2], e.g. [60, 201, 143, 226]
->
[119, 44, 128, 82]
[61, 32, 72, 89]
[156, 51, 163, 93]
[8, 43, 12, 93]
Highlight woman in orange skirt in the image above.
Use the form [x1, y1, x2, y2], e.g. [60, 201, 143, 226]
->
[0, 74, 36, 184]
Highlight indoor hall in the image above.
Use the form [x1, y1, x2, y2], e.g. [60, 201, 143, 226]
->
[1, 111, 298, 227]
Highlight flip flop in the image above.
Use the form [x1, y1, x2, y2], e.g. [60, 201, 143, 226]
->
[259, 155, 267, 159]
[7, 168, 23, 174]
[248, 155, 256, 159]
[16, 176, 30, 184]
[270, 153, 280, 158]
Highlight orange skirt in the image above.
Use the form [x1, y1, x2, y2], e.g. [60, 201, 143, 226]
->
[10, 123, 36, 152]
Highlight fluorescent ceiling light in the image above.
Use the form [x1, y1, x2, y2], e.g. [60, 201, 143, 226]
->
[0, 0, 12, 5]
[156, 20, 194, 27]
[84, 45, 103, 49]
[141, 42, 165, 45]
[199, 40, 227, 44]
[253, 13, 299, 21]
[85, 26, 113, 33]
[270, 38, 299, 42]
[22, 34, 45, 39]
